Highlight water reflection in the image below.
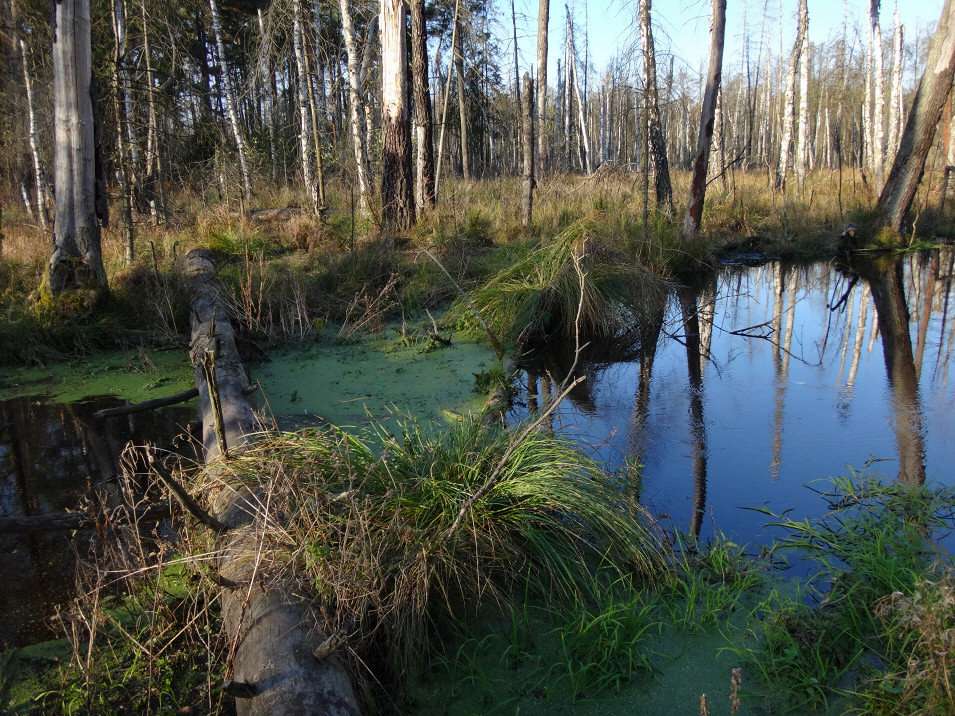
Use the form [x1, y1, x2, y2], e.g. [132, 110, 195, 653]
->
[0, 396, 197, 648]
[844, 255, 928, 485]
[513, 248, 955, 541]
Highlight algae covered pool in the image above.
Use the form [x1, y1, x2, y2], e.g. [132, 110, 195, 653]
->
[252, 326, 496, 431]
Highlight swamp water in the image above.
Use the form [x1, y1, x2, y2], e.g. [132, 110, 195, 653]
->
[3, 249, 953, 703]
[512, 248, 955, 549]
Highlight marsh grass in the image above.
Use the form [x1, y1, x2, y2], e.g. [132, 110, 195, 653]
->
[199, 415, 665, 690]
[445, 215, 666, 345]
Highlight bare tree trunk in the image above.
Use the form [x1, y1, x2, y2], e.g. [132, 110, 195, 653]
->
[434, 0, 461, 198]
[536, 0, 549, 176]
[49, 0, 108, 296]
[877, 0, 955, 234]
[682, 0, 726, 242]
[209, 0, 252, 202]
[110, 0, 134, 264]
[256, 9, 277, 182]
[411, 0, 435, 210]
[870, 0, 886, 190]
[140, 0, 166, 222]
[568, 18, 591, 175]
[292, 0, 319, 217]
[304, 26, 326, 210]
[794, 0, 810, 188]
[381, 0, 415, 230]
[454, 14, 470, 180]
[340, 0, 371, 214]
[521, 73, 534, 229]
[639, 0, 672, 208]
[18, 31, 51, 229]
[887, 8, 904, 169]
[776, 1, 805, 191]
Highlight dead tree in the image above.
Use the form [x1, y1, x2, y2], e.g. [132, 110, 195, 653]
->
[877, 0, 955, 235]
[410, 0, 435, 210]
[48, 0, 109, 296]
[521, 73, 535, 229]
[639, 0, 672, 209]
[536, 0, 550, 176]
[775, 0, 806, 191]
[682, 0, 726, 242]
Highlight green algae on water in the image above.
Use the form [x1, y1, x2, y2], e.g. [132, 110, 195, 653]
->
[0, 349, 194, 404]
[254, 327, 496, 431]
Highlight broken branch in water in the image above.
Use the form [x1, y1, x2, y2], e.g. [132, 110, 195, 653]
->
[94, 388, 200, 419]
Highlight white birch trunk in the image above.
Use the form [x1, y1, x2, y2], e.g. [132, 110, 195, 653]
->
[256, 9, 277, 181]
[18, 34, 50, 229]
[795, 0, 810, 187]
[209, 0, 253, 201]
[776, 5, 804, 191]
[339, 0, 370, 214]
[292, 0, 318, 215]
[871, 0, 886, 189]
[569, 24, 591, 174]
[888, 9, 904, 168]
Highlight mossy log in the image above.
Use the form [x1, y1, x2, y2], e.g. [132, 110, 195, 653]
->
[186, 248, 361, 716]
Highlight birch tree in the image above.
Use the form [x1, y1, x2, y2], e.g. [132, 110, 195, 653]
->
[48, 0, 108, 296]
[380, 0, 415, 229]
[111, 0, 134, 263]
[794, 0, 810, 188]
[209, 0, 252, 201]
[776, 0, 806, 191]
[887, 9, 904, 168]
[869, 0, 886, 189]
[639, 0, 672, 208]
[340, 0, 371, 214]
[292, 0, 319, 216]
[16, 18, 51, 229]
[567, 13, 590, 175]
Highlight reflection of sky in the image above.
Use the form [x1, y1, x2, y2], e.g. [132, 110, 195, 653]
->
[514, 255, 955, 547]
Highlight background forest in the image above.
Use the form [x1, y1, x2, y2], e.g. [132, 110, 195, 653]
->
[0, 0, 947, 246]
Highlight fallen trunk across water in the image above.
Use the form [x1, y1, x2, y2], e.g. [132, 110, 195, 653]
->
[186, 248, 361, 716]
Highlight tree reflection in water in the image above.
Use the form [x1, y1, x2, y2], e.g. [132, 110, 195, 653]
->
[509, 249, 955, 546]
[0, 396, 196, 648]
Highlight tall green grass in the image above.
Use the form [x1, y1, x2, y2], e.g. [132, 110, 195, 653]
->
[213, 415, 666, 682]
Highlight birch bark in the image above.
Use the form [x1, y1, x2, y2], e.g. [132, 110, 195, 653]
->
[209, 0, 253, 201]
[339, 0, 371, 214]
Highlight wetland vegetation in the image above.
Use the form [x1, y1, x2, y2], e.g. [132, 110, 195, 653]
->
[3, 0, 955, 710]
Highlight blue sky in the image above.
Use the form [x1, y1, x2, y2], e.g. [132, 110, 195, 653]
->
[508, 0, 944, 86]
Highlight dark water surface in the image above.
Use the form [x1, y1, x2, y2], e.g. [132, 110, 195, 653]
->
[511, 249, 955, 546]
[0, 396, 197, 649]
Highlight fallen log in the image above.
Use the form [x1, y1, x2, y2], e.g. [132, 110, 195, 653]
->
[186, 248, 361, 716]
[0, 504, 172, 535]
[244, 207, 303, 222]
[93, 388, 200, 418]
